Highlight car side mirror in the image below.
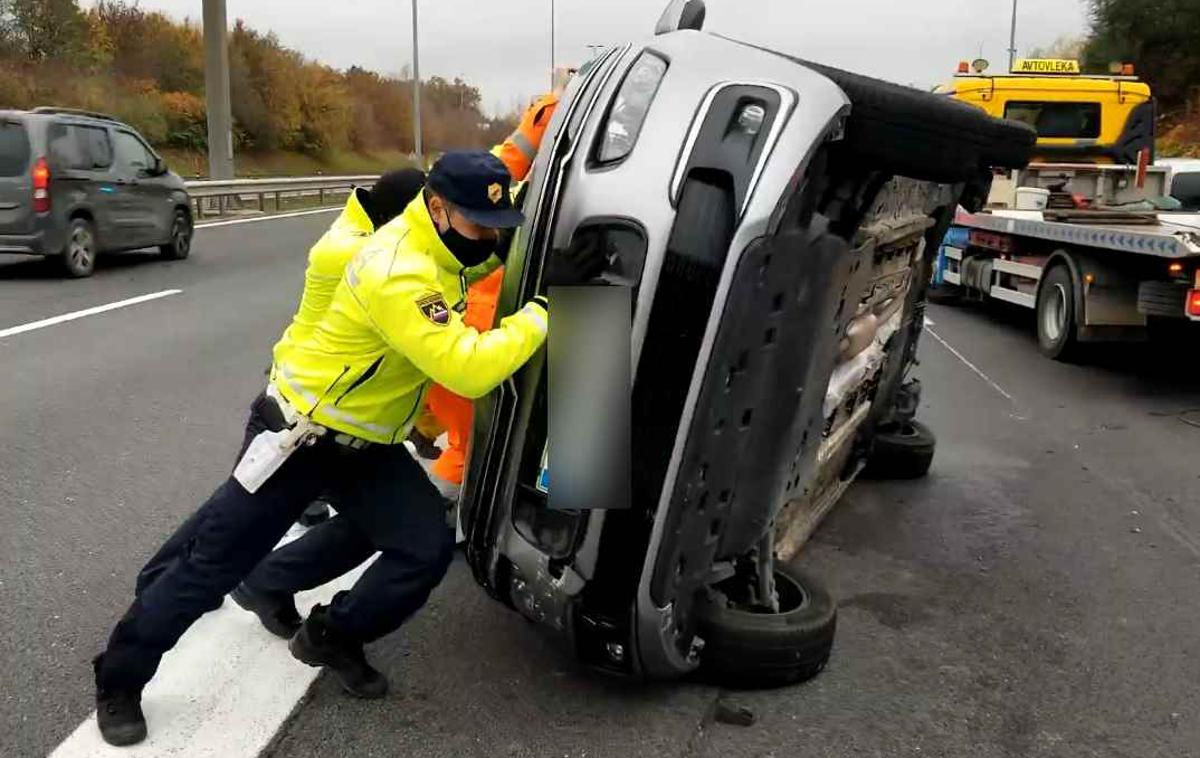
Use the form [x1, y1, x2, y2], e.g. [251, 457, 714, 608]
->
[654, 0, 705, 34]
[151, 156, 167, 176]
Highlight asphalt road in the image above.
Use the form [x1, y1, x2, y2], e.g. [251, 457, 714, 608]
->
[2, 220, 1198, 758]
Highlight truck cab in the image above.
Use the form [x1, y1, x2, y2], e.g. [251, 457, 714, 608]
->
[935, 58, 1154, 166]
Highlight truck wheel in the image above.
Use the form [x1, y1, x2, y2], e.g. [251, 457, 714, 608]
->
[1036, 265, 1081, 360]
[694, 562, 836, 689]
[160, 209, 192, 260]
[61, 217, 97, 278]
[862, 420, 936, 480]
[926, 282, 962, 305]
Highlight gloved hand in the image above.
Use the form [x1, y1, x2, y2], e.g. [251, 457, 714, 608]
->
[541, 232, 610, 288]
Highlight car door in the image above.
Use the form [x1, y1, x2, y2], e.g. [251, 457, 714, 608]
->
[109, 128, 162, 247]
[48, 122, 118, 244]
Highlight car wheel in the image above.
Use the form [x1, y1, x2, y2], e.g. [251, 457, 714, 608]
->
[1036, 265, 1080, 361]
[160, 209, 192, 260]
[62, 218, 97, 278]
[862, 420, 936, 480]
[694, 562, 837, 689]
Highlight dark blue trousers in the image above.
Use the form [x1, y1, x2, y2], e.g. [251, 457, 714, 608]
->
[96, 393, 454, 692]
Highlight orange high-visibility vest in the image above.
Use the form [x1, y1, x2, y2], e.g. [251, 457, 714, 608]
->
[493, 92, 560, 182]
[427, 93, 560, 485]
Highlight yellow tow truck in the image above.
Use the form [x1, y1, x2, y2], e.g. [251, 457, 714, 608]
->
[934, 58, 1154, 165]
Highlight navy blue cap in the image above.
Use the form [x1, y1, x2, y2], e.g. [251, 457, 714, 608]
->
[427, 150, 525, 229]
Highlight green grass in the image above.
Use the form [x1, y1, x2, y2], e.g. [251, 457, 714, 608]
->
[159, 148, 420, 180]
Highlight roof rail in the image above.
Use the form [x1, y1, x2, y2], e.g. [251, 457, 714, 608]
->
[30, 107, 121, 123]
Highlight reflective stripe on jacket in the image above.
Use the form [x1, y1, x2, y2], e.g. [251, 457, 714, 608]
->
[270, 195, 548, 444]
[493, 92, 560, 181]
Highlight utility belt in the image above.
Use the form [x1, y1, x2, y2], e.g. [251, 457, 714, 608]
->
[233, 384, 374, 494]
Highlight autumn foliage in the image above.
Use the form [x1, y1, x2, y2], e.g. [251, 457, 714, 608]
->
[0, 0, 514, 160]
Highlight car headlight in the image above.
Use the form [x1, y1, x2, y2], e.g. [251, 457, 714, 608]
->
[595, 52, 668, 164]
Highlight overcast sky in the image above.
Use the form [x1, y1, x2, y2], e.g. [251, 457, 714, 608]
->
[83, 0, 1090, 115]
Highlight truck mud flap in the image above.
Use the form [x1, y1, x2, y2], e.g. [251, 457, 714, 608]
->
[648, 223, 850, 608]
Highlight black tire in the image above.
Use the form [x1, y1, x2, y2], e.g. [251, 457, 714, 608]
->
[786, 58, 1036, 183]
[61, 217, 97, 278]
[863, 420, 936, 480]
[694, 562, 837, 689]
[1036, 265, 1081, 361]
[159, 209, 192, 260]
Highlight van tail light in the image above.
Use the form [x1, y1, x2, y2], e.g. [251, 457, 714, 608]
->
[1187, 289, 1200, 320]
[32, 157, 50, 214]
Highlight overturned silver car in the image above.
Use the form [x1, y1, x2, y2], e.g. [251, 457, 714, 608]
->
[461, 1, 1034, 687]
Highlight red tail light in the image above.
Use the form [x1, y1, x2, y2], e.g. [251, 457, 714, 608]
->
[32, 157, 50, 214]
[1187, 289, 1200, 320]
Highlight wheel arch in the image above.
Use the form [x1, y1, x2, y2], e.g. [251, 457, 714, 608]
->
[1041, 248, 1085, 327]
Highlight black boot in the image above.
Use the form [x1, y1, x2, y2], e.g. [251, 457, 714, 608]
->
[298, 501, 331, 527]
[94, 656, 147, 747]
[289, 604, 388, 699]
[406, 428, 442, 460]
[230, 583, 302, 639]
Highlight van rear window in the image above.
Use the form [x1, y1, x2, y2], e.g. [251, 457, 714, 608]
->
[0, 121, 31, 177]
[1004, 101, 1102, 139]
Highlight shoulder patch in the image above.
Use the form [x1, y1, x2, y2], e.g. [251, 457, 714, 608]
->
[416, 292, 451, 326]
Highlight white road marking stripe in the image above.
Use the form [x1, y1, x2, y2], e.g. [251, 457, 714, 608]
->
[49, 524, 376, 758]
[195, 207, 340, 229]
[925, 327, 1016, 404]
[0, 289, 182, 340]
[924, 316, 935, 327]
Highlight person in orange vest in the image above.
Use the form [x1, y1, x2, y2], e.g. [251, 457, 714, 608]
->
[410, 90, 561, 500]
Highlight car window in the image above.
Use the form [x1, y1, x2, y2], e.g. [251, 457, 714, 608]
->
[0, 120, 31, 177]
[1172, 172, 1200, 212]
[49, 124, 113, 171]
[1003, 101, 1102, 139]
[112, 130, 156, 174]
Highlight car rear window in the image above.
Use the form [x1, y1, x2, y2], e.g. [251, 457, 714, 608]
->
[0, 120, 31, 177]
[1172, 172, 1200, 212]
[1004, 101, 1102, 139]
[49, 123, 114, 171]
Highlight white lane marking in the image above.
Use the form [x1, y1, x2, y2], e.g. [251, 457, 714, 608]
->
[925, 326, 1016, 404]
[0, 289, 182, 340]
[195, 207, 339, 229]
[924, 316, 935, 327]
[49, 524, 376, 758]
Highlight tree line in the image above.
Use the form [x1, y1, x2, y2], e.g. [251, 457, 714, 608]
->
[0, 0, 516, 158]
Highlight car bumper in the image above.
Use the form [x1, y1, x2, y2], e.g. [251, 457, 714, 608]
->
[0, 230, 49, 256]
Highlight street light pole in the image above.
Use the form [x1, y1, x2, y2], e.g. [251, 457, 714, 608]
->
[1007, 0, 1018, 72]
[411, 0, 423, 164]
[202, 0, 233, 179]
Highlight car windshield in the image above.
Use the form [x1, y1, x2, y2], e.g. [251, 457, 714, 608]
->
[0, 120, 31, 177]
[1004, 101, 1102, 139]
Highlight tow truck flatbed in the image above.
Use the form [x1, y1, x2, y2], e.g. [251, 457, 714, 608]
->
[955, 208, 1200, 259]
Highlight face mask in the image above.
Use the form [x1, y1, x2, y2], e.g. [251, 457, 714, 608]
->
[437, 208, 497, 267]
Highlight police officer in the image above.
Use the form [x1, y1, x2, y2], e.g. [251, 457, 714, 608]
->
[92, 150, 605, 746]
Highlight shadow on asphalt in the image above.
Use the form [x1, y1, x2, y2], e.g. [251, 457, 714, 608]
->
[0, 250, 166, 280]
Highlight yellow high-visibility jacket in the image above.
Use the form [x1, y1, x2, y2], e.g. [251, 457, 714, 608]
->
[274, 188, 374, 351]
[270, 195, 548, 444]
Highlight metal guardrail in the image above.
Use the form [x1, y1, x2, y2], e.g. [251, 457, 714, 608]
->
[185, 175, 380, 219]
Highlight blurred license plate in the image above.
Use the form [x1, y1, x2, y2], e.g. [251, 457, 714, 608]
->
[535, 443, 549, 493]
